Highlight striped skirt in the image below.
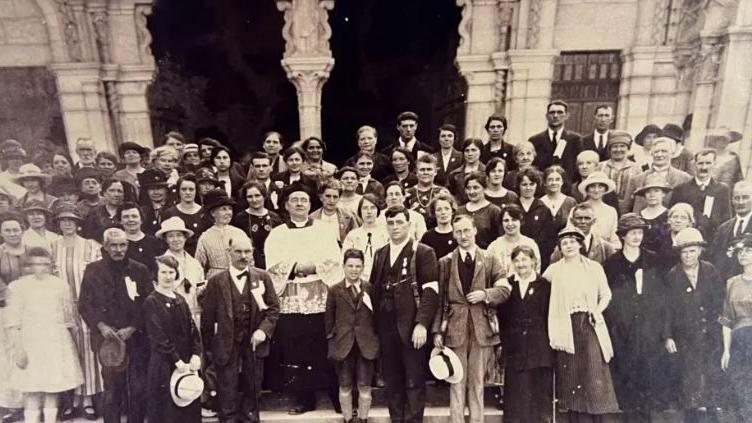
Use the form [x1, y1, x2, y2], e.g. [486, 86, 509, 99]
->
[73, 317, 103, 396]
[555, 312, 620, 415]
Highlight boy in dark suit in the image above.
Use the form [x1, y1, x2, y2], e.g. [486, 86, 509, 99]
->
[325, 249, 380, 423]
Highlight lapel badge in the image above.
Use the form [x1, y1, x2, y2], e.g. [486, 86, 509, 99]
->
[529, 287, 534, 295]
[686, 286, 693, 293]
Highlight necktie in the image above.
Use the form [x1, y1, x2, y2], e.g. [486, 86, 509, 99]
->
[464, 252, 473, 268]
[366, 232, 373, 258]
[736, 218, 744, 238]
[349, 284, 359, 300]
[597, 134, 603, 151]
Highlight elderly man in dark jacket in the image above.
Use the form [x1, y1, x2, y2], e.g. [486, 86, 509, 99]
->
[200, 234, 280, 423]
[78, 228, 153, 423]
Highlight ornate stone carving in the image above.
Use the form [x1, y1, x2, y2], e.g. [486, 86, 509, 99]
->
[495, 69, 508, 111]
[527, 0, 542, 49]
[498, 3, 515, 51]
[455, 0, 472, 55]
[698, 39, 724, 81]
[652, 0, 671, 44]
[55, 0, 83, 61]
[135, 4, 155, 65]
[276, 0, 335, 58]
[90, 10, 110, 62]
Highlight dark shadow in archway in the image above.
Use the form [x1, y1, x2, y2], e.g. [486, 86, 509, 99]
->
[147, 0, 298, 154]
[322, 0, 466, 163]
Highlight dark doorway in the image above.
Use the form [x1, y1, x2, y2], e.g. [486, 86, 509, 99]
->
[551, 51, 622, 135]
[147, 0, 298, 155]
[322, 0, 465, 163]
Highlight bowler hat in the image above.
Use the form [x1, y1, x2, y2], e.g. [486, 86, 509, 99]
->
[661, 124, 684, 143]
[429, 347, 464, 384]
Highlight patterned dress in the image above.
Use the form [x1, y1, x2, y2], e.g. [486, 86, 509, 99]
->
[51, 235, 103, 396]
[195, 224, 249, 279]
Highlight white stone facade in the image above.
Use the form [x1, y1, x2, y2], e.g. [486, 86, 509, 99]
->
[3, 0, 752, 174]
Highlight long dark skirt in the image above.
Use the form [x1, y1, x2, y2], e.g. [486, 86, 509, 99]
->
[556, 313, 620, 415]
[146, 356, 201, 423]
[265, 312, 336, 393]
[730, 326, 752, 422]
[503, 366, 553, 422]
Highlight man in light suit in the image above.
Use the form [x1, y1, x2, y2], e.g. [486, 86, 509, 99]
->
[432, 215, 510, 423]
[581, 105, 614, 162]
[711, 181, 752, 280]
[622, 137, 692, 214]
[528, 100, 583, 178]
[433, 124, 463, 186]
[670, 148, 731, 238]
[200, 235, 280, 423]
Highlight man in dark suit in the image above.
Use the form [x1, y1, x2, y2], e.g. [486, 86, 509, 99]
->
[581, 105, 614, 162]
[72, 137, 98, 176]
[432, 215, 510, 422]
[200, 235, 280, 423]
[383, 111, 434, 161]
[711, 181, 752, 280]
[247, 152, 283, 212]
[325, 249, 380, 423]
[433, 123, 463, 186]
[370, 205, 439, 423]
[78, 228, 153, 423]
[671, 148, 731, 237]
[480, 115, 515, 168]
[528, 100, 583, 178]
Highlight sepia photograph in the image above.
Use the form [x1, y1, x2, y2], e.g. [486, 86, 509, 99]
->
[0, 0, 750, 422]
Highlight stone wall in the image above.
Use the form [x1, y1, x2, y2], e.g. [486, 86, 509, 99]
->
[0, 0, 50, 66]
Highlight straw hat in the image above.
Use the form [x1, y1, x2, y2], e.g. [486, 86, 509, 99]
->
[170, 370, 204, 407]
[578, 171, 616, 196]
[155, 216, 195, 239]
[429, 347, 464, 384]
[673, 227, 706, 250]
[557, 226, 585, 242]
[13, 164, 50, 185]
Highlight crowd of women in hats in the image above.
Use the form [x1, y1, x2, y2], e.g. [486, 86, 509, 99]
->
[0, 103, 749, 423]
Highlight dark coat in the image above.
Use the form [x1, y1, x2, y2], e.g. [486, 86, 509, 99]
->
[324, 281, 380, 361]
[433, 149, 463, 186]
[581, 131, 611, 162]
[711, 215, 752, 280]
[664, 260, 725, 407]
[670, 177, 731, 237]
[446, 163, 486, 204]
[498, 275, 553, 370]
[603, 250, 669, 411]
[345, 151, 392, 182]
[370, 240, 439, 345]
[382, 172, 418, 192]
[356, 178, 385, 201]
[480, 141, 515, 169]
[383, 139, 434, 162]
[528, 129, 583, 179]
[78, 256, 154, 352]
[516, 198, 557, 270]
[200, 268, 280, 364]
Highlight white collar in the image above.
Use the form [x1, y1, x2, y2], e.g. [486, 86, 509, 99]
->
[400, 137, 417, 150]
[345, 278, 362, 289]
[548, 127, 563, 140]
[594, 130, 608, 139]
[695, 177, 711, 187]
[230, 265, 247, 280]
[513, 272, 536, 285]
[458, 246, 477, 260]
[390, 237, 411, 253]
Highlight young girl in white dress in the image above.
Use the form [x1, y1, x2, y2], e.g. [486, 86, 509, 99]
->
[5, 247, 83, 423]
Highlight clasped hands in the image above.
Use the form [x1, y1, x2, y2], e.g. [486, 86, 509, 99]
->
[98, 323, 136, 341]
[176, 354, 202, 373]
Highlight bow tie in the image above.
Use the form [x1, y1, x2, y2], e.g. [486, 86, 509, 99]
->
[237, 270, 249, 280]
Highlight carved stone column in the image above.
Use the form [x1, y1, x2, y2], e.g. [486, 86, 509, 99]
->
[276, 0, 335, 140]
[687, 34, 724, 152]
[457, 55, 498, 139]
[50, 63, 117, 155]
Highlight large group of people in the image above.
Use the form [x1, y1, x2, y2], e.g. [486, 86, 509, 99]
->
[0, 103, 749, 423]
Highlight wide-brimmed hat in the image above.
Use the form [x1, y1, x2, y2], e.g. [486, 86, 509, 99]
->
[673, 227, 706, 250]
[578, 171, 616, 196]
[22, 199, 51, 216]
[634, 173, 673, 196]
[429, 347, 464, 384]
[558, 226, 585, 242]
[203, 188, 236, 212]
[705, 126, 743, 145]
[75, 167, 103, 185]
[661, 123, 684, 143]
[53, 203, 82, 222]
[606, 130, 632, 149]
[99, 336, 127, 369]
[170, 370, 204, 407]
[13, 164, 50, 185]
[138, 168, 169, 188]
[727, 233, 752, 258]
[634, 124, 662, 146]
[617, 213, 650, 236]
[155, 216, 195, 239]
[118, 141, 149, 157]
[195, 167, 220, 184]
